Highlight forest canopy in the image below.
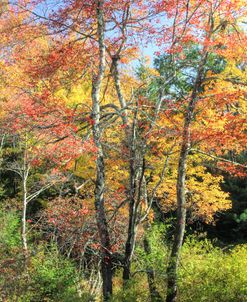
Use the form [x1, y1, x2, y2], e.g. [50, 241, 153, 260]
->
[0, 1, 247, 301]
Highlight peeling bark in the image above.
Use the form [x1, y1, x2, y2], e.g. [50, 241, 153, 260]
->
[166, 49, 209, 302]
[22, 172, 28, 262]
[91, 1, 112, 300]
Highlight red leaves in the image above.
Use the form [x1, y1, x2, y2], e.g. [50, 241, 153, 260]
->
[217, 162, 247, 178]
[45, 197, 98, 255]
[3, 95, 82, 163]
[119, 123, 128, 129]
[86, 116, 95, 126]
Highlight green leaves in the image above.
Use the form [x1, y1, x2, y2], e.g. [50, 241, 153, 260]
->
[234, 209, 247, 223]
[0, 210, 21, 251]
[30, 245, 79, 301]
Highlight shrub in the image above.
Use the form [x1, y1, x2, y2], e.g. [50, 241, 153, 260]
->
[179, 238, 247, 302]
[26, 245, 82, 301]
[0, 209, 21, 252]
[116, 225, 247, 302]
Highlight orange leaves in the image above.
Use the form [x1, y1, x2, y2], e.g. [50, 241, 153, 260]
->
[1, 0, 246, 251]
[217, 162, 247, 178]
[156, 0, 247, 61]
[192, 59, 247, 156]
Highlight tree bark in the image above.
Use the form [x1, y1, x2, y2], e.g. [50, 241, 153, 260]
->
[112, 57, 128, 126]
[91, 1, 112, 300]
[111, 57, 138, 285]
[165, 122, 189, 302]
[122, 106, 138, 284]
[21, 145, 29, 266]
[166, 51, 209, 302]
[143, 236, 163, 302]
[112, 60, 167, 285]
[22, 173, 28, 263]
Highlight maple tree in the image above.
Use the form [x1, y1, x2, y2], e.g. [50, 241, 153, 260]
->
[150, 1, 247, 301]
[0, 0, 247, 301]
[0, 3, 87, 263]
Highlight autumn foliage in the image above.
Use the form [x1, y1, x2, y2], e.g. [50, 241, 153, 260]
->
[0, 0, 247, 301]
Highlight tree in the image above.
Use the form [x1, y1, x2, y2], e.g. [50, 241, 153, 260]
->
[0, 11, 84, 260]
[1, 1, 247, 301]
[152, 1, 247, 301]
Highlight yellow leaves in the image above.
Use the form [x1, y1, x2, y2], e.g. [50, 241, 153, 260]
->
[105, 157, 128, 187]
[55, 81, 91, 107]
[195, 55, 247, 154]
[186, 166, 231, 223]
[224, 62, 243, 78]
[73, 155, 96, 180]
[151, 151, 231, 223]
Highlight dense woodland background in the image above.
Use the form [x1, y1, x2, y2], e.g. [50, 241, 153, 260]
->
[0, 0, 247, 301]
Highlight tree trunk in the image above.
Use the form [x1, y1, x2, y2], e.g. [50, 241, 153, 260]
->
[166, 50, 209, 302]
[143, 236, 163, 302]
[91, 1, 112, 300]
[111, 58, 138, 285]
[21, 145, 29, 267]
[165, 123, 189, 302]
[122, 103, 138, 285]
[112, 57, 128, 126]
[112, 60, 166, 286]
[122, 148, 137, 284]
[22, 175, 28, 263]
